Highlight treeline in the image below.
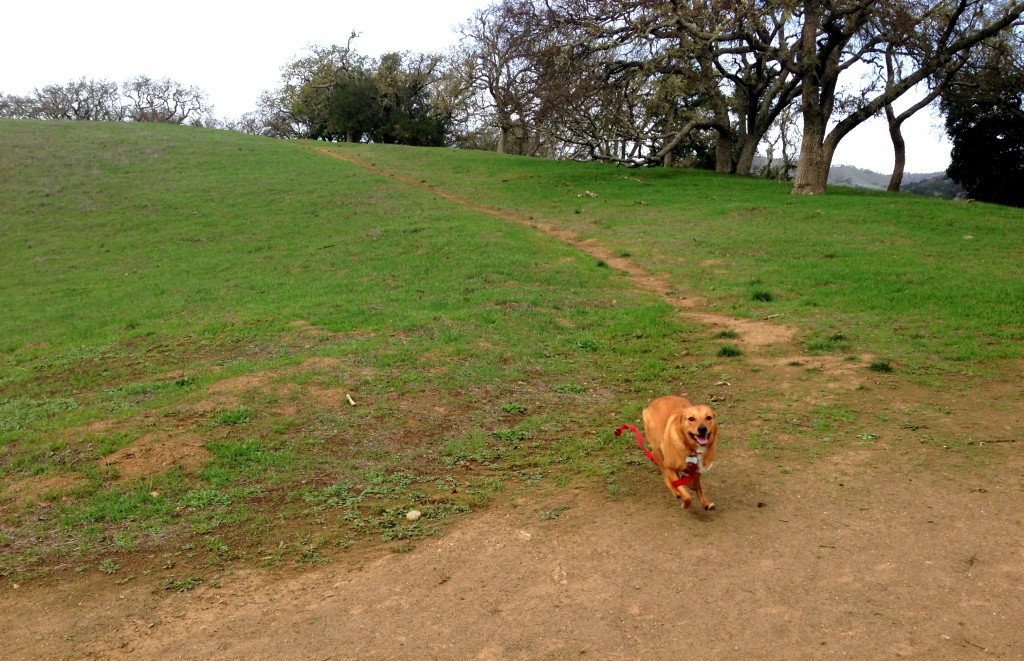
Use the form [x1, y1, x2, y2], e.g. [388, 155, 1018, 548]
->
[1, 76, 216, 126]
[3, 1, 1023, 205]
[240, 1, 1024, 202]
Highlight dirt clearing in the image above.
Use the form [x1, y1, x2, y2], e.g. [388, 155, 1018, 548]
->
[5, 446, 1022, 659]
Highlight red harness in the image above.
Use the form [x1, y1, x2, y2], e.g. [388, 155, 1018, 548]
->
[615, 424, 697, 488]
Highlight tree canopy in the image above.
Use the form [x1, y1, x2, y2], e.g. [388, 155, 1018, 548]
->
[235, 42, 449, 146]
[447, 0, 1024, 195]
[942, 33, 1024, 207]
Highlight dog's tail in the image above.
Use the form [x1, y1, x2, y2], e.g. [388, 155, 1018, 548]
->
[615, 424, 658, 464]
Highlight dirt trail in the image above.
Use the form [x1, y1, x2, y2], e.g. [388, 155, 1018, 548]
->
[313, 147, 794, 350]
[3, 146, 1022, 660]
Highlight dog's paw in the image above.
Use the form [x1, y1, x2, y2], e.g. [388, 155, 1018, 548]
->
[704, 502, 716, 511]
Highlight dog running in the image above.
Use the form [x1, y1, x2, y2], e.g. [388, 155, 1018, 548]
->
[619, 395, 719, 511]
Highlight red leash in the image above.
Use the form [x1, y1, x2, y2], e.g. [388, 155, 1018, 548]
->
[615, 424, 695, 488]
[615, 424, 656, 463]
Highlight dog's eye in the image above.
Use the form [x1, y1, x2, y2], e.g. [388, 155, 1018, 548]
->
[706, 415, 713, 421]
[687, 416, 695, 422]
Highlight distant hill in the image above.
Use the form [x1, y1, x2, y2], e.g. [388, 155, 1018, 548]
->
[752, 157, 963, 199]
[828, 164, 964, 199]
[897, 174, 965, 199]
[828, 165, 892, 190]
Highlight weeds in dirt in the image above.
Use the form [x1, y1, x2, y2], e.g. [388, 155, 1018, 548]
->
[492, 428, 531, 443]
[212, 407, 255, 426]
[163, 576, 203, 592]
[294, 541, 331, 568]
[538, 505, 571, 521]
[811, 404, 857, 435]
[807, 332, 853, 353]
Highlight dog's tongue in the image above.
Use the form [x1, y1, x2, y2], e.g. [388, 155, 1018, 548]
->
[696, 435, 710, 446]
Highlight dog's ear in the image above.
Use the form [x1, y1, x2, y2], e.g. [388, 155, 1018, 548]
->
[663, 414, 689, 462]
[701, 413, 717, 471]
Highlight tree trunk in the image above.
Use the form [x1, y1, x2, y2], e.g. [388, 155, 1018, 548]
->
[707, 76, 735, 174]
[792, 113, 831, 194]
[715, 131, 734, 173]
[496, 126, 509, 154]
[735, 136, 760, 176]
[792, 2, 830, 195]
[526, 130, 543, 157]
[886, 103, 906, 192]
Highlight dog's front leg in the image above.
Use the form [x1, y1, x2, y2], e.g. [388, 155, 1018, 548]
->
[661, 468, 693, 508]
[693, 474, 715, 511]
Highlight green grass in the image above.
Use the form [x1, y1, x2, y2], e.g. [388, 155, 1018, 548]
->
[0, 121, 703, 580]
[0, 120, 1022, 583]
[341, 141, 1024, 369]
[869, 359, 895, 373]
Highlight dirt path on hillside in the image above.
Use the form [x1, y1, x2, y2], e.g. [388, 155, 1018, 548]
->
[3, 147, 1022, 660]
[312, 147, 794, 349]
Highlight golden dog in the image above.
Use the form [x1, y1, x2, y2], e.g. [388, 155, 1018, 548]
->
[642, 396, 718, 510]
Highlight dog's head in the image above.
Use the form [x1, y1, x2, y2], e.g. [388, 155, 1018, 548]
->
[678, 404, 718, 453]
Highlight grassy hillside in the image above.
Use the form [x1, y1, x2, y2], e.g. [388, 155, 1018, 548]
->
[338, 140, 1023, 368]
[0, 121, 696, 579]
[1, 120, 1021, 583]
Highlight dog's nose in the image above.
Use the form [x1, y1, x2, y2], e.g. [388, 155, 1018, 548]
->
[697, 425, 708, 436]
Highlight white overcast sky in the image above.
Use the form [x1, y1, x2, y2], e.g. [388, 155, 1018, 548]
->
[1, 0, 950, 174]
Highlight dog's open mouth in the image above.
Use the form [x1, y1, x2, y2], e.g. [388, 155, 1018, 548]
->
[690, 433, 711, 447]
